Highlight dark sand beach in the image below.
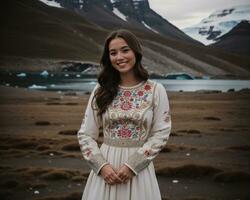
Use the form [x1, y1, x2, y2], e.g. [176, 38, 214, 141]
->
[0, 86, 250, 200]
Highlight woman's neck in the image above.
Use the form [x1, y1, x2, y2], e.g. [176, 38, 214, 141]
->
[119, 73, 141, 87]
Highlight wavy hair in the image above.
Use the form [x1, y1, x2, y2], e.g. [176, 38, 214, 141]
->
[93, 29, 149, 116]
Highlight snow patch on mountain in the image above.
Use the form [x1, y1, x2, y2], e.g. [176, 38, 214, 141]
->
[182, 4, 250, 45]
[142, 21, 159, 34]
[38, 0, 63, 8]
[112, 7, 127, 21]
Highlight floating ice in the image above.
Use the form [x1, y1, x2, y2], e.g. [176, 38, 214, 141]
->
[172, 179, 179, 183]
[16, 73, 26, 77]
[40, 70, 49, 76]
[28, 84, 47, 89]
[34, 190, 40, 194]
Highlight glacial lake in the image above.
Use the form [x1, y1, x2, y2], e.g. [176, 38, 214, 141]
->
[1, 71, 250, 92]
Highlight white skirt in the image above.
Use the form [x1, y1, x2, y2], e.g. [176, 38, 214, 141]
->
[81, 143, 162, 200]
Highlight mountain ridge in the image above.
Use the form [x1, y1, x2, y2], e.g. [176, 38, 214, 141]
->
[1, 0, 250, 79]
[40, 0, 199, 44]
[210, 20, 250, 56]
[183, 4, 250, 45]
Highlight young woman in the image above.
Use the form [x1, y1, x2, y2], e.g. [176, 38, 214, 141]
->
[77, 29, 171, 200]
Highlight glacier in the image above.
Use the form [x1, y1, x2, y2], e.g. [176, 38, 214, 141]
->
[182, 4, 250, 45]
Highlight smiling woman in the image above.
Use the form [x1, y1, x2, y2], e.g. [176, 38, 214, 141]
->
[109, 38, 136, 77]
[77, 29, 172, 200]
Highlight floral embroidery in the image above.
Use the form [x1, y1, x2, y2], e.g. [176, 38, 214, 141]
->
[124, 91, 131, 97]
[108, 81, 154, 139]
[118, 128, 132, 138]
[144, 149, 151, 156]
[163, 111, 171, 122]
[121, 101, 132, 110]
[83, 147, 92, 157]
[111, 82, 153, 111]
[138, 90, 144, 96]
[110, 119, 142, 139]
[144, 84, 151, 91]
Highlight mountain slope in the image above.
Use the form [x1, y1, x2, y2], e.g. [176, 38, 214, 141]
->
[183, 4, 250, 45]
[1, 0, 250, 79]
[48, 0, 199, 44]
[210, 20, 250, 56]
[1, 0, 105, 60]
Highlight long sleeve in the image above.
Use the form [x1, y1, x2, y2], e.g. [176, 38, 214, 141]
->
[125, 83, 172, 175]
[77, 84, 109, 174]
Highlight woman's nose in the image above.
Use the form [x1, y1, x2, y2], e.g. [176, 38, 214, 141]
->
[117, 51, 124, 60]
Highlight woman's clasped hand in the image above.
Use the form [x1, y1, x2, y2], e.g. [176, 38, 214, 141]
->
[100, 164, 135, 185]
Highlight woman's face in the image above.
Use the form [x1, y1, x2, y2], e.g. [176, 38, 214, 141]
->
[108, 37, 136, 76]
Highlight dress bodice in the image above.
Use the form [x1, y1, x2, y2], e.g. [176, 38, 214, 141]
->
[102, 80, 158, 146]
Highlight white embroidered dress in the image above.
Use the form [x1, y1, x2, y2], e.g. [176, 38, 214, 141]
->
[77, 80, 171, 200]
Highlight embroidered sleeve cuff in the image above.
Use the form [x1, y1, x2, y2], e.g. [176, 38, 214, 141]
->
[96, 162, 109, 175]
[125, 152, 151, 175]
[87, 153, 108, 174]
[124, 163, 138, 176]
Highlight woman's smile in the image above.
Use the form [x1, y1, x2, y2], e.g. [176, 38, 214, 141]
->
[109, 37, 136, 75]
[117, 61, 128, 67]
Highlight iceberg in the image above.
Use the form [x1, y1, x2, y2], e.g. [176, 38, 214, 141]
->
[40, 70, 49, 76]
[28, 84, 47, 89]
[16, 73, 27, 77]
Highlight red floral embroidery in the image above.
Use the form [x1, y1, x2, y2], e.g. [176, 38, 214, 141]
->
[124, 91, 131, 97]
[144, 150, 150, 156]
[118, 128, 132, 138]
[164, 115, 170, 122]
[121, 101, 132, 110]
[163, 111, 170, 122]
[109, 81, 155, 139]
[119, 119, 125, 124]
[144, 84, 151, 91]
[84, 148, 92, 157]
[138, 91, 144, 96]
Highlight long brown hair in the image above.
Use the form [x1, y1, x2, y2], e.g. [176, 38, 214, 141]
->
[93, 29, 149, 116]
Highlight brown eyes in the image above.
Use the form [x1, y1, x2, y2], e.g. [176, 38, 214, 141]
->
[109, 48, 130, 56]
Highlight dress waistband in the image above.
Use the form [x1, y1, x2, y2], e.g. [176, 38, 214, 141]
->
[103, 137, 144, 147]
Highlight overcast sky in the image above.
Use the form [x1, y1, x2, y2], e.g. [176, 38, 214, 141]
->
[148, 0, 250, 29]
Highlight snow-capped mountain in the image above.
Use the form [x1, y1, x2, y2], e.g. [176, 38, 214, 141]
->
[183, 4, 250, 45]
[2, 0, 250, 78]
[211, 20, 250, 56]
[37, 0, 197, 43]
